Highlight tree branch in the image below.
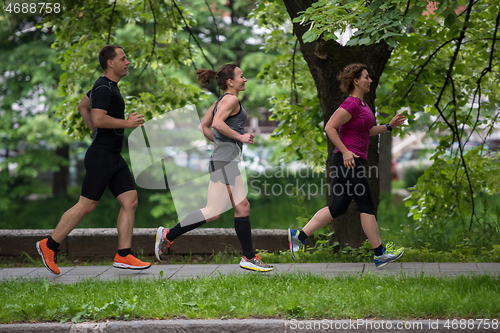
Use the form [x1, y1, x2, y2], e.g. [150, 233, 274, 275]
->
[402, 38, 455, 100]
[107, 0, 117, 45]
[134, 0, 157, 85]
[171, 0, 214, 70]
[488, 8, 500, 70]
[204, 0, 221, 62]
[291, 38, 299, 104]
[403, 0, 411, 16]
[463, 8, 500, 151]
[483, 111, 500, 145]
[188, 35, 197, 70]
[434, 0, 477, 231]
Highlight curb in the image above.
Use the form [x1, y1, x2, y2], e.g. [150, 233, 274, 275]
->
[0, 319, 493, 332]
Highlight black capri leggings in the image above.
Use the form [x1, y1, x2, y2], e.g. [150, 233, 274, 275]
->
[328, 152, 375, 218]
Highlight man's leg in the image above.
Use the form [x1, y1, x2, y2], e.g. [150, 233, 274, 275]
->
[116, 190, 138, 249]
[112, 190, 151, 269]
[37, 196, 98, 275]
[51, 196, 99, 243]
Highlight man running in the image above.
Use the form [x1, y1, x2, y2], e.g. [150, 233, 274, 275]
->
[36, 45, 151, 275]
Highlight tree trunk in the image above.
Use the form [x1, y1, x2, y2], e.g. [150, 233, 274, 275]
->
[379, 132, 393, 192]
[52, 144, 69, 195]
[283, 0, 392, 249]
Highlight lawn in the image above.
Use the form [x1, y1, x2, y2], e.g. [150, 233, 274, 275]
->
[0, 273, 499, 323]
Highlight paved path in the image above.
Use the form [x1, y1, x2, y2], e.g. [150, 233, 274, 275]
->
[1, 262, 499, 283]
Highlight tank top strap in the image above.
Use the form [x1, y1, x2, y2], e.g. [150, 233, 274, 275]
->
[213, 93, 232, 117]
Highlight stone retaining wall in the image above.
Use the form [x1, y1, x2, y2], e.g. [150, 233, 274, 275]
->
[0, 228, 306, 259]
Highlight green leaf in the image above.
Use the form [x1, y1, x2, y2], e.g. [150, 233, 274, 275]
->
[358, 37, 371, 45]
[385, 38, 398, 48]
[345, 37, 360, 46]
[302, 30, 318, 43]
[444, 13, 456, 28]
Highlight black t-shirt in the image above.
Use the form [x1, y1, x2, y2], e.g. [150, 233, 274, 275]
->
[86, 76, 125, 153]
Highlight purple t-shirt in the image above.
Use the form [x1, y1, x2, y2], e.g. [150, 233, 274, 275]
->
[333, 96, 376, 160]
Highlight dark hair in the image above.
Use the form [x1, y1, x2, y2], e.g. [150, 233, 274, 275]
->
[196, 63, 238, 90]
[337, 63, 367, 93]
[99, 45, 123, 70]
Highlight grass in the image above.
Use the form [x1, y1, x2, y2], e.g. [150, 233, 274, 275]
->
[0, 273, 498, 323]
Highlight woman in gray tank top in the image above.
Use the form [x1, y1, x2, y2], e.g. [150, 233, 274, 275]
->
[155, 63, 274, 272]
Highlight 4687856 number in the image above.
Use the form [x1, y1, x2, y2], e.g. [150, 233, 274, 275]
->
[5, 2, 61, 14]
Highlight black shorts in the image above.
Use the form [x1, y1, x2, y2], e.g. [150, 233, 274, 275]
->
[328, 152, 375, 218]
[81, 145, 135, 201]
[208, 160, 241, 186]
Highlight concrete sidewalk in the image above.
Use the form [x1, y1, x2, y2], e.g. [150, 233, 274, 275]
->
[1, 262, 499, 283]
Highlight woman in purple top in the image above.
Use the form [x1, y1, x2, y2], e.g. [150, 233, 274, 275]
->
[288, 63, 406, 268]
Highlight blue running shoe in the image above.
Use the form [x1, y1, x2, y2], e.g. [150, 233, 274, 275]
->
[155, 226, 172, 261]
[288, 229, 305, 261]
[374, 242, 404, 268]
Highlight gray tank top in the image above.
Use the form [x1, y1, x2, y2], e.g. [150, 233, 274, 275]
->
[211, 93, 247, 162]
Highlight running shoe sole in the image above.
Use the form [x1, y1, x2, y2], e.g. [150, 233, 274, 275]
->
[113, 262, 151, 270]
[155, 226, 164, 261]
[288, 228, 297, 261]
[239, 263, 274, 272]
[375, 249, 405, 268]
[36, 241, 59, 275]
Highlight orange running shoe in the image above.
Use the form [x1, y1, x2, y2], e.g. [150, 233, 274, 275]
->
[36, 238, 60, 275]
[113, 253, 151, 270]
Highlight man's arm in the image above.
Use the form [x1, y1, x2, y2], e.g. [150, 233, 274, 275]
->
[78, 95, 94, 131]
[90, 85, 144, 129]
[91, 109, 144, 129]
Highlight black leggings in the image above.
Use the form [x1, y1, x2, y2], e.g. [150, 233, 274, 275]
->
[328, 152, 375, 218]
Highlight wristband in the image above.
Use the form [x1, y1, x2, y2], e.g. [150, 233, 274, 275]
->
[386, 124, 393, 132]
